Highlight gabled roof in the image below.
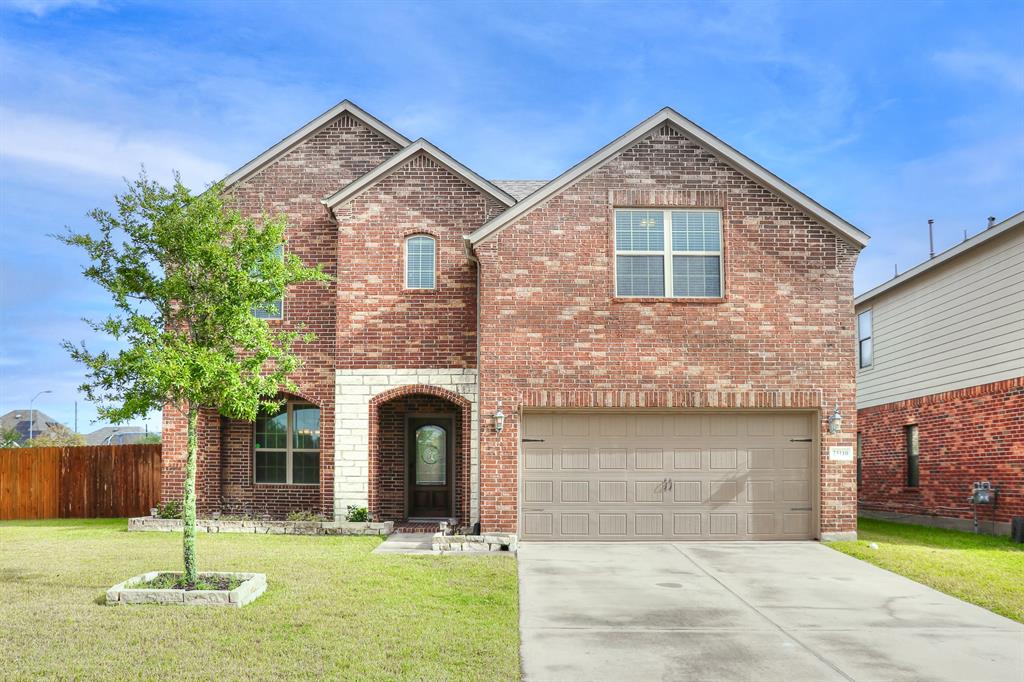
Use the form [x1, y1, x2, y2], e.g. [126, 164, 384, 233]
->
[855, 210, 1024, 306]
[222, 100, 411, 188]
[322, 138, 517, 210]
[466, 107, 870, 248]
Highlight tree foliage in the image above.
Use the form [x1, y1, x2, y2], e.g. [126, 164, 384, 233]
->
[58, 171, 330, 583]
[25, 424, 87, 447]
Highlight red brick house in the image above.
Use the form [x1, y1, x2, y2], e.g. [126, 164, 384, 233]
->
[855, 212, 1023, 535]
[162, 100, 869, 541]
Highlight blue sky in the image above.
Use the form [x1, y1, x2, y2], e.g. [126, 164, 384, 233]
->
[1, 0, 1021, 434]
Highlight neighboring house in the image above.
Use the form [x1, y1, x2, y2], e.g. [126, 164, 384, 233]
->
[84, 427, 150, 445]
[162, 100, 869, 541]
[855, 212, 1023, 534]
[0, 409, 63, 444]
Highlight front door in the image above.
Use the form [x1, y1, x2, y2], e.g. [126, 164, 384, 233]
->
[408, 417, 454, 518]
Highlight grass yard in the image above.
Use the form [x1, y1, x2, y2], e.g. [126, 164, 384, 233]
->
[0, 519, 519, 681]
[827, 517, 1024, 623]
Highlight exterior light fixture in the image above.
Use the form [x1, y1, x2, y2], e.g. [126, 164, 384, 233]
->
[827, 403, 843, 435]
[494, 401, 505, 433]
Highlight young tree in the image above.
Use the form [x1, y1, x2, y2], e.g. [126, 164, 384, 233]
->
[58, 172, 329, 585]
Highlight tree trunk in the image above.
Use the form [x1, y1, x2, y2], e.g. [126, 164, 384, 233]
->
[182, 406, 199, 586]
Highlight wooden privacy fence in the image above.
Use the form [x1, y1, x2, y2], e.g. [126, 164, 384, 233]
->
[0, 445, 161, 520]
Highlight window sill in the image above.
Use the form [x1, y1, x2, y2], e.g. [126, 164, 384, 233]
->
[253, 482, 320, 487]
[902, 486, 922, 492]
[611, 296, 726, 304]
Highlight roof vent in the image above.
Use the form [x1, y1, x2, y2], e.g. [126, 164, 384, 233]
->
[928, 219, 935, 259]
[988, 216, 997, 229]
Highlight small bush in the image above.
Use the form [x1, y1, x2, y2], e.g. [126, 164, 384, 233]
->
[285, 510, 323, 522]
[154, 500, 183, 519]
[346, 505, 370, 522]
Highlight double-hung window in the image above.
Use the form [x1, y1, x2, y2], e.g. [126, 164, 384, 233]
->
[254, 402, 320, 484]
[858, 310, 873, 368]
[406, 235, 436, 289]
[615, 209, 722, 298]
[252, 244, 285, 319]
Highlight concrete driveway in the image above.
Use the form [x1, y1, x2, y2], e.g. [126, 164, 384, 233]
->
[519, 542, 1024, 682]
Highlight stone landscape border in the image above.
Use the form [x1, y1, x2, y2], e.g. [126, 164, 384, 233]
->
[106, 571, 266, 607]
[128, 516, 394, 536]
[432, 532, 518, 553]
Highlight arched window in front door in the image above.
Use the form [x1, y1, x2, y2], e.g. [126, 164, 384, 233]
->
[415, 425, 446, 485]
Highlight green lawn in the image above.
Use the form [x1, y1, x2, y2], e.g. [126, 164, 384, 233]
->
[827, 517, 1024, 623]
[0, 519, 519, 681]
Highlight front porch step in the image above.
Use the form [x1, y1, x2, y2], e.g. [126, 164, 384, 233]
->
[392, 521, 443, 533]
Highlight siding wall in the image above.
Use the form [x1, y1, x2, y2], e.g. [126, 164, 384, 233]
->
[855, 225, 1024, 409]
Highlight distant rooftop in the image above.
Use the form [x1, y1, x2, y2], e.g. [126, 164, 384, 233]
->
[490, 180, 548, 201]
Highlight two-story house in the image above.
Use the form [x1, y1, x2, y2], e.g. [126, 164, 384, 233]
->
[162, 101, 868, 541]
[855, 212, 1023, 535]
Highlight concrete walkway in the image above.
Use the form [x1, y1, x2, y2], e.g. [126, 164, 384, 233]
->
[519, 542, 1024, 682]
[371, 532, 438, 555]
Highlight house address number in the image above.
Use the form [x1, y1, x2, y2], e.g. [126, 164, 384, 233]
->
[828, 446, 854, 462]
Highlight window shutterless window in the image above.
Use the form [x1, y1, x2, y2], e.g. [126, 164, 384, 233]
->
[905, 424, 919, 487]
[615, 209, 722, 298]
[857, 309, 873, 368]
[254, 402, 320, 484]
[252, 244, 285, 319]
[405, 235, 436, 289]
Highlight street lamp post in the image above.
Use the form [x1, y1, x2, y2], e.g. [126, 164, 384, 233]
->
[28, 390, 53, 442]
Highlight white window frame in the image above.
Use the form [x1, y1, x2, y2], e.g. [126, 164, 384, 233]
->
[252, 244, 285, 320]
[613, 209, 724, 298]
[254, 401, 320, 485]
[405, 234, 437, 290]
[857, 309, 873, 369]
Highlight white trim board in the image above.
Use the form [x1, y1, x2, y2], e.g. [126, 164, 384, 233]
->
[221, 100, 411, 188]
[855, 210, 1024, 306]
[466, 107, 870, 249]
[322, 138, 516, 210]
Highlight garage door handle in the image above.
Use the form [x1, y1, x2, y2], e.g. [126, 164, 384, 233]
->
[790, 507, 812, 511]
[789, 438, 813, 442]
[522, 438, 545, 443]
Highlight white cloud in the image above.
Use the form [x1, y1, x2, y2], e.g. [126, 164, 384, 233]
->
[0, 107, 228, 187]
[933, 49, 1024, 93]
[6, 0, 103, 17]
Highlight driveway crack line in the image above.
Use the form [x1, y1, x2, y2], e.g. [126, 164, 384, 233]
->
[670, 544, 856, 682]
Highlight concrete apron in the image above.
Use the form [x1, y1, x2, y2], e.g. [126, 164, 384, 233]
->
[518, 542, 1024, 682]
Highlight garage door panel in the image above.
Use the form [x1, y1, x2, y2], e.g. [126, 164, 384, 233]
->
[521, 412, 817, 541]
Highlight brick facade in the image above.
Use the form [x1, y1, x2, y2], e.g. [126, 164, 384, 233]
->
[162, 106, 863, 535]
[473, 123, 860, 535]
[858, 377, 1024, 525]
[332, 152, 505, 370]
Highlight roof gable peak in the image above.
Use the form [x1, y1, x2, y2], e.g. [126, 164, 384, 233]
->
[322, 138, 516, 210]
[222, 99, 411, 188]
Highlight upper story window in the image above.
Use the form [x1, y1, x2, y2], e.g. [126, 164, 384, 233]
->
[252, 244, 284, 320]
[614, 209, 722, 298]
[254, 401, 320, 485]
[405, 235, 436, 290]
[857, 309, 873, 368]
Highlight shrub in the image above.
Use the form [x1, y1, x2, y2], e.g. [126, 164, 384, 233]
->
[155, 500, 183, 519]
[346, 505, 370, 522]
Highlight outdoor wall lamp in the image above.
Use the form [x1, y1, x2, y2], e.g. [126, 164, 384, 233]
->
[493, 401, 506, 433]
[828, 403, 843, 435]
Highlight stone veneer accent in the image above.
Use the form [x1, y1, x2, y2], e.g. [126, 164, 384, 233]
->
[335, 368, 479, 522]
[432, 532, 518, 553]
[128, 516, 394, 536]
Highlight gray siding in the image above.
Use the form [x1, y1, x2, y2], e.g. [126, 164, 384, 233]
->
[855, 225, 1024, 408]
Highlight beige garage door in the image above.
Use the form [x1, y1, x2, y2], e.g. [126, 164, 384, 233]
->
[520, 411, 817, 541]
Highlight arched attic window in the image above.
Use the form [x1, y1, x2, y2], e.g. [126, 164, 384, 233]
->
[405, 235, 436, 290]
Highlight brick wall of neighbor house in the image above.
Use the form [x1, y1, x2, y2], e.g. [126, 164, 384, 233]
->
[161, 113, 401, 517]
[374, 394, 462, 521]
[332, 152, 506, 370]
[473, 123, 861, 535]
[858, 377, 1024, 524]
